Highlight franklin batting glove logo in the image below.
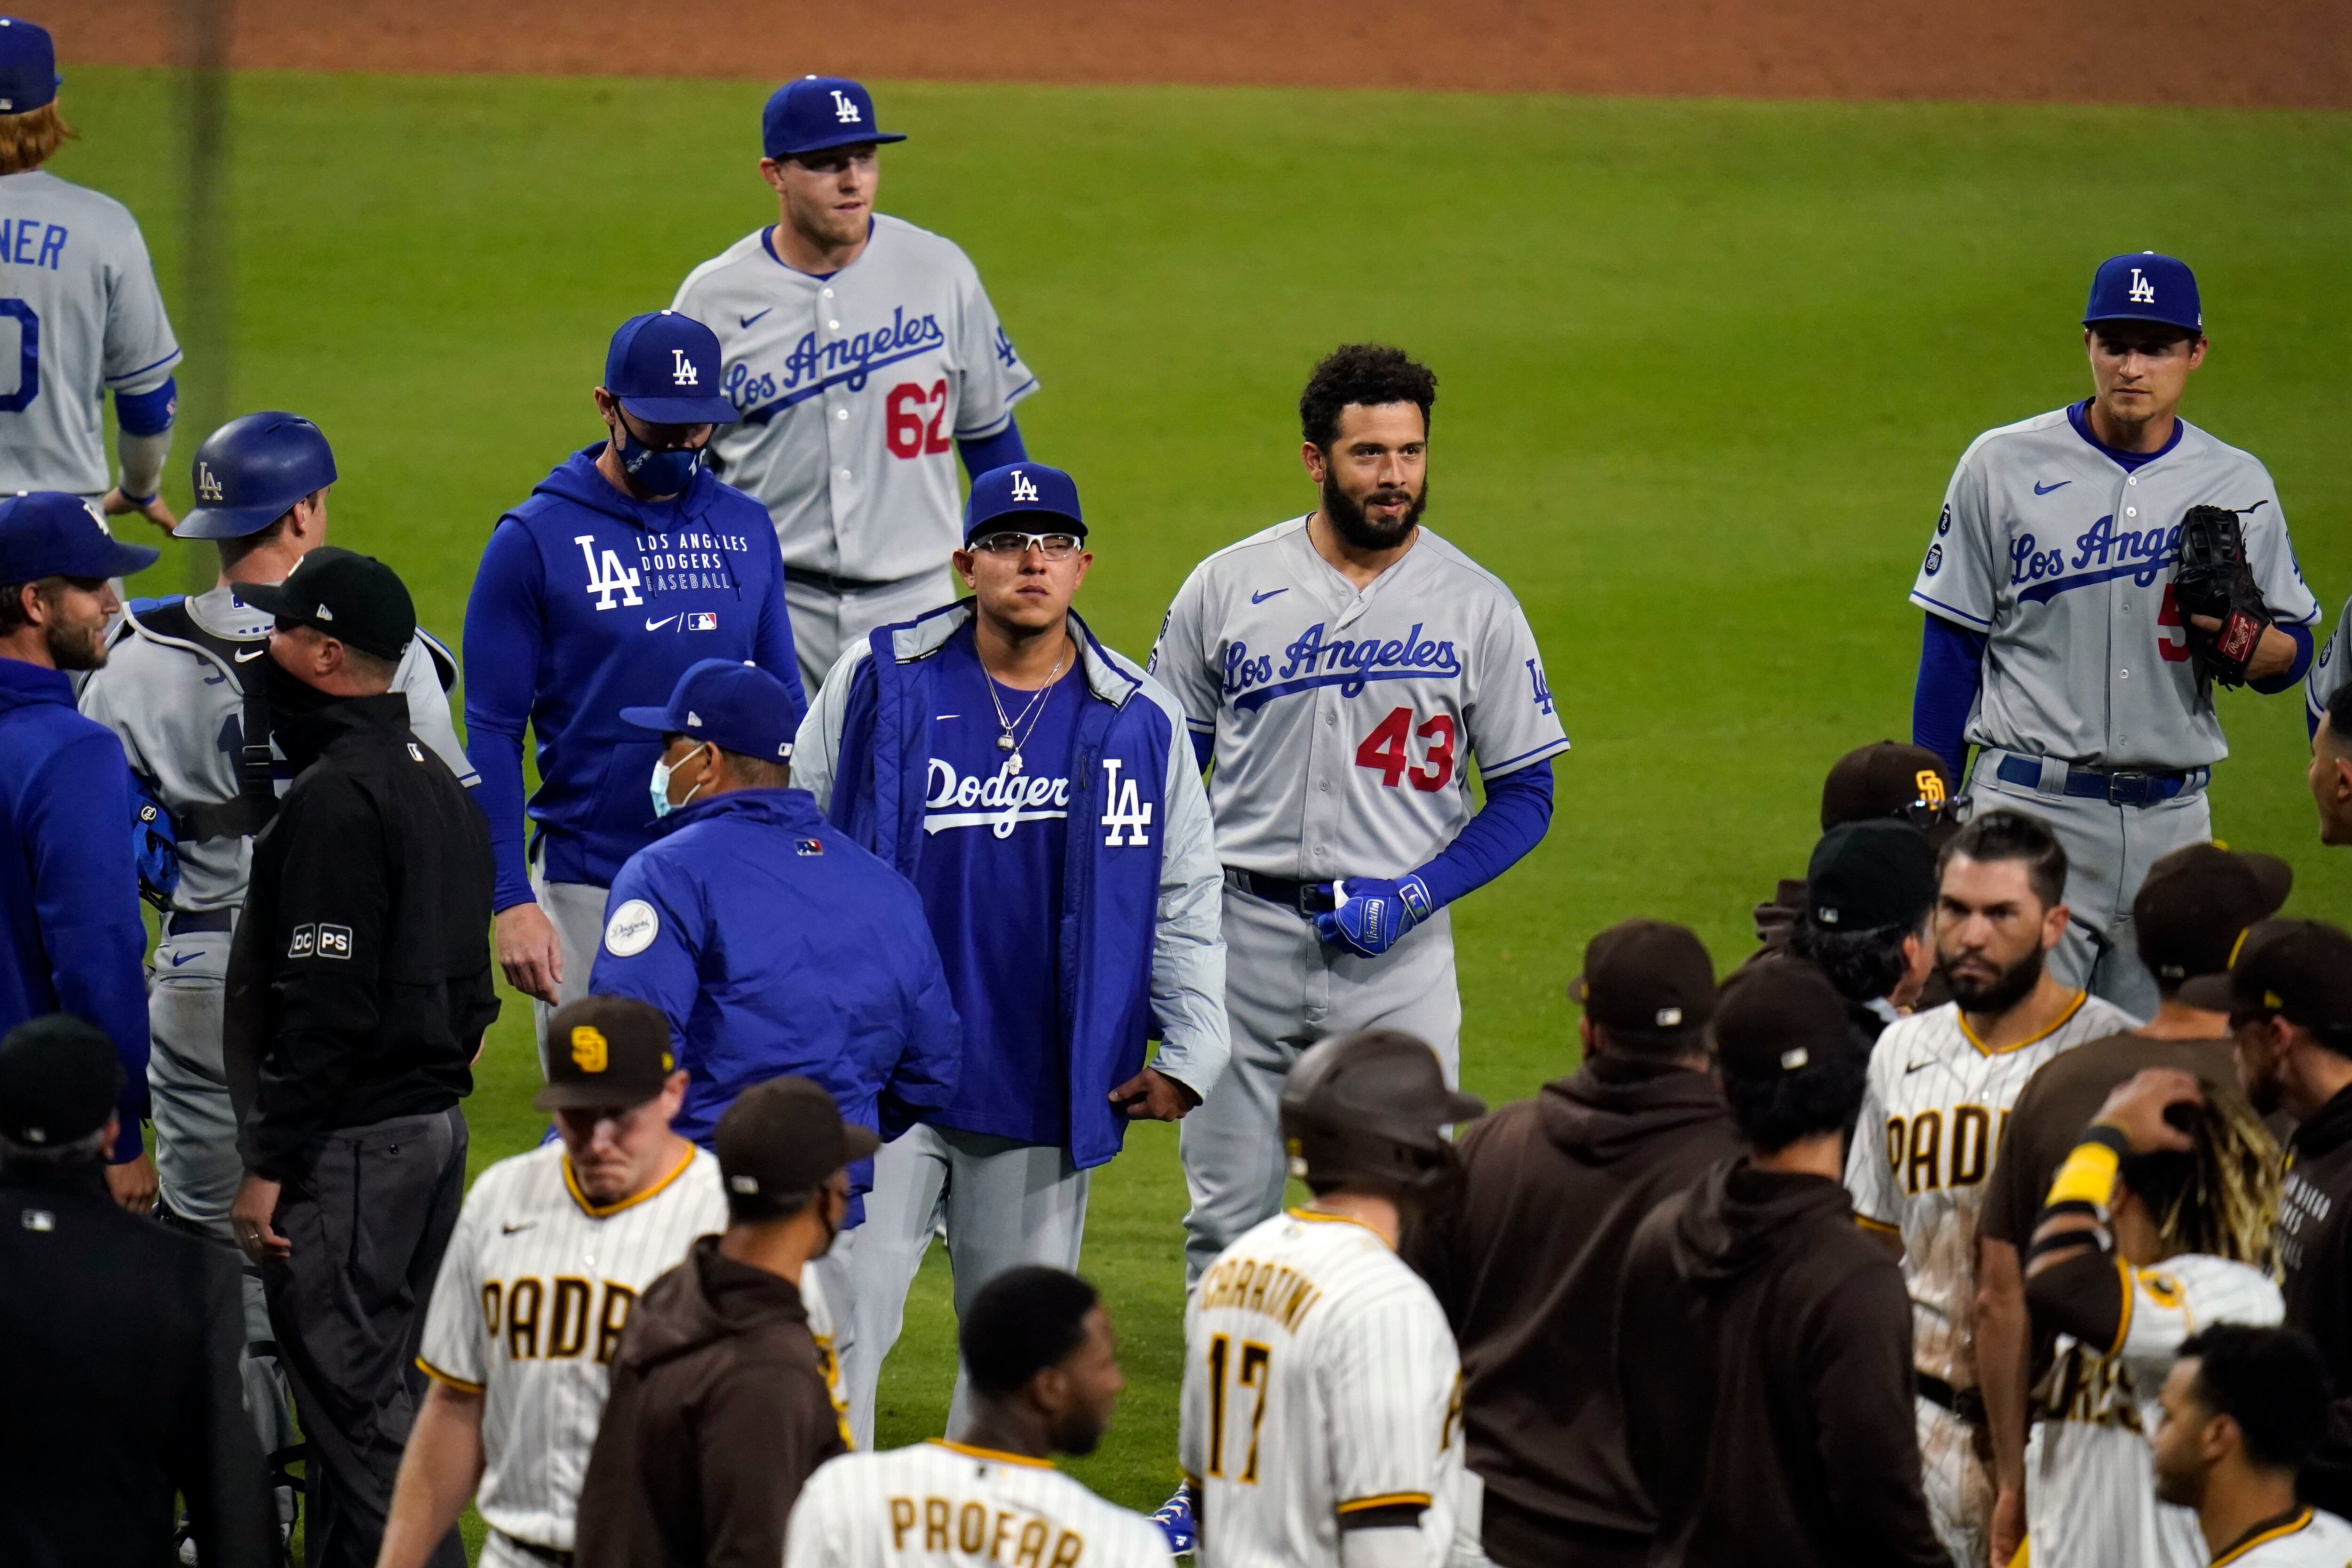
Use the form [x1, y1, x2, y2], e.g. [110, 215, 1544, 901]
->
[830, 89, 862, 123]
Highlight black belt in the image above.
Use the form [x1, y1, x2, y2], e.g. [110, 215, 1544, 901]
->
[786, 566, 898, 595]
[1993, 754, 2204, 807]
[1916, 1372, 1986, 1426]
[495, 1532, 574, 1567]
[165, 909, 235, 937]
[1224, 867, 1335, 916]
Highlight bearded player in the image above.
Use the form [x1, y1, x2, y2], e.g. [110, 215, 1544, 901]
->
[1844, 810, 2136, 1568]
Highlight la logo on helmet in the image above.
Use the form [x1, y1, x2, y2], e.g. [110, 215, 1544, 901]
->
[1008, 471, 1040, 503]
[196, 461, 224, 501]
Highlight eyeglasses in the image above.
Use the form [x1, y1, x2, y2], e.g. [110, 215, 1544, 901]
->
[969, 531, 1083, 560]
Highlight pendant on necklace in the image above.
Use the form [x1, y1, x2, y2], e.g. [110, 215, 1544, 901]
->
[1004, 750, 1025, 777]
[997, 732, 1016, 751]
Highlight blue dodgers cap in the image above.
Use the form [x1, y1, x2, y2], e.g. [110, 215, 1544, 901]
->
[0, 18, 59, 115]
[2084, 252, 2203, 334]
[763, 75, 906, 160]
[0, 492, 159, 581]
[619, 658, 800, 762]
[176, 412, 338, 539]
[964, 462, 1085, 541]
[604, 311, 739, 426]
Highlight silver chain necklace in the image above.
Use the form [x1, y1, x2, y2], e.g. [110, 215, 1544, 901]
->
[985, 646, 1067, 777]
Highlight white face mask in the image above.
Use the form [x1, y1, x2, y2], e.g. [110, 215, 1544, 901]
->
[649, 743, 711, 819]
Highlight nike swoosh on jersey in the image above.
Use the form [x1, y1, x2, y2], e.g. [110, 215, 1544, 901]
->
[1251, 588, 1288, 603]
[740, 308, 773, 328]
[501, 1221, 537, 1234]
[2034, 479, 2072, 495]
[645, 614, 682, 632]
[1904, 1059, 1937, 1074]
[234, 646, 266, 661]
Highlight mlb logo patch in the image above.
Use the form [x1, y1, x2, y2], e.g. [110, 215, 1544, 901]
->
[687, 612, 717, 631]
[795, 838, 824, 857]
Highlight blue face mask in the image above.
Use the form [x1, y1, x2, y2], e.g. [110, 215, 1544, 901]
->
[650, 743, 710, 820]
[614, 417, 702, 497]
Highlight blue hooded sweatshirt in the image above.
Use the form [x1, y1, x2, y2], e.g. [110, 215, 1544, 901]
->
[0, 658, 151, 1159]
[588, 787, 961, 1223]
[462, 446, 803, 910]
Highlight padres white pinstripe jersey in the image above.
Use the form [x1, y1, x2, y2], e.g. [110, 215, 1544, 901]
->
[782, 1440, 1168, 1568]
[1845, 994, 2136, 1386]
[1179, 1209, 1463, 1568]
[2026, 1255, 2283, 1568]
[2208, 1508, 2352, 1567]
[1149, 519, 1568, 881]
[417, 1142, 726, 1552]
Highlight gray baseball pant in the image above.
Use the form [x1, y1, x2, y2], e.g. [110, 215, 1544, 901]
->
[263, 1106, 468, 1568]
[844, 1123, 1090, 1449]
[1965, 749, 2212, 1022]
[784, 569, 952, 696]
[1179, 885, 1461, 1284]
[526, 857, 608, 1071]
[147, 917, 298, 1520]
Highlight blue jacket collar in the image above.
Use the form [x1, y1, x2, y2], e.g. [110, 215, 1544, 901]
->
[878, 601, 1142, 710]
[527, 445, 725, 535]
[0, 656, 73, 712]
[661, 785, 826, 835]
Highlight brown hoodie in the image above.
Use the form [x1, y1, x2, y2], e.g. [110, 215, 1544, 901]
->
[1408, 1054, 1739, 1563]
[1618, 1158, 1947, 1568]
[574, 1234, 846, 1568]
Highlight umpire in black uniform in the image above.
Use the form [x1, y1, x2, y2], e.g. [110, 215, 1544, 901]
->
[0, 1014, 276, 1566]
[221, 548, 498, 1568]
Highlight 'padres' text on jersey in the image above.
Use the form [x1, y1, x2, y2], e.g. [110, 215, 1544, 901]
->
[1180, 1210, 1463, 1568]
[1911, 406, 2320, 770]
[0, 169, 179, 496]
[1150, 519, 1568, 880]
[673, 216, 1037, 584]
[417, 1143, 727, 1553]
[1845, 993, 2137, 1386]
[2026, 1254, 2281, 1568]
[784, 1440, 1169, 1568]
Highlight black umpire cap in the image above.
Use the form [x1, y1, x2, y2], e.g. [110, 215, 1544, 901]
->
[235, 545, 416, 661]
[0, 1015, 122, 1148]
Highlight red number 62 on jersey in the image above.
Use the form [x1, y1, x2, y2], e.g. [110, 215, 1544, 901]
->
[885, 380, 954, 459]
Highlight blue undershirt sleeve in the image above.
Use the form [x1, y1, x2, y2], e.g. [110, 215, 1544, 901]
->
[1913, 613, 1986, 780]
[1410, 762, 1554, 910]
[461, 523, 548, 912]
[1189, 729, 1213, 772]
[114, 376, 177, 436]
[957, 415, 1026, 480]
[2251, 621, 2314, 697]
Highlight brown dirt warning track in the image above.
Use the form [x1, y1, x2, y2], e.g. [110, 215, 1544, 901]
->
[52, 0, 2352, 110]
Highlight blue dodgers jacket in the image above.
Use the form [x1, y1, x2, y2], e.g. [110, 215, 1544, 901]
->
[587, 786, 961, 1221]
[0, 659, 151, 1159]
[462, 446, 803, 910]
[793, 602, 1228, 1170]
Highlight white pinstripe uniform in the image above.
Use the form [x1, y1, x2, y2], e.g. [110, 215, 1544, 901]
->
[417, 1143, 846, 1563]
[1844, 993, 2138, 1568]
[783, 1440, 1168, 1568]
[2205, 1508, 2352, 1567]
[1179, 1209, 1464, 1568]
[2024, 1254, 2281, 1568]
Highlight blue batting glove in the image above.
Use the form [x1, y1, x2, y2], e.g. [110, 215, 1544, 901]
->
[1312, 875, 1436, 958]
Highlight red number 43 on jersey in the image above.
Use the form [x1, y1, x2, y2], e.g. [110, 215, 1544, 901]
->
[1356, 707, 1457, 792]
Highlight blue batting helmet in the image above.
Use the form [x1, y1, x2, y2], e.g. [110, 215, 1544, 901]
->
[175, 412, 338, 540]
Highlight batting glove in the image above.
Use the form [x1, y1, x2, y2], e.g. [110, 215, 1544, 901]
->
[1313, 875, 1436, 958]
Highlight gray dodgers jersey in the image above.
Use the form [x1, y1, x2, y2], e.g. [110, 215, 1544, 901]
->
[79, 587, 475, 913]
[1911, 407, 2319, 770]
[672, 215, 1037, 584]
[1149, 518, 1569, 881]
[0, 169, 180, 495]
[2308, 595, 2350, 732]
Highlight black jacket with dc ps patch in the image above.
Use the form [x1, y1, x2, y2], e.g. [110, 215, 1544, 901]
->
[225, 693, 499, 1180]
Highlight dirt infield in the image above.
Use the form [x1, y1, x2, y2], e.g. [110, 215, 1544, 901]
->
[56, 0, 2352, 110]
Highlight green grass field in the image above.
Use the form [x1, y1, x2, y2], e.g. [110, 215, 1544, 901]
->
[56, 66, 2352, 1520]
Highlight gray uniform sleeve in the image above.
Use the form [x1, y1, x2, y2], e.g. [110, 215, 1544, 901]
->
[1464, 591, 1570, 779]
[101, 217, 181, 394]
[2238, 465, 2322, 629]
[948, 247, 1037, 439]
[398, 629, 477, 787]
[1910, 445, 1998, 632]
[791, 642, 874, 813]
[1138, 673, 1228, 1102]
[2310, 596, 2352, 730]
[1147, 567, 1222, 746]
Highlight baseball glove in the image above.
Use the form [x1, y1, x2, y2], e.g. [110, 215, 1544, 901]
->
[2171, 504, 2271, 687]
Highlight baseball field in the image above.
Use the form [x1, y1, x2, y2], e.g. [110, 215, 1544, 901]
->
[55, 62, 2352, 1520]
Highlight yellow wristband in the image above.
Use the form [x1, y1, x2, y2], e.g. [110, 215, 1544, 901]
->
[2044, 1136, 2123, 1210]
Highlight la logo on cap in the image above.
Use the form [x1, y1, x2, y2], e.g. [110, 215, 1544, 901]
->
[1008, 470, 1039, 503]
[2129, 267, 2157, 304]
[830, 89, 861, 124]
[671, 349, 698, 387]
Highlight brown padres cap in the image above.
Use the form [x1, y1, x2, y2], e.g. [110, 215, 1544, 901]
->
[715, 1077, 881, 1216]
[532, 995, 677, 1111]
[2132, 844, 2293, 987]
[1820, 741, 1957, 845]
[1567, 919, 1718, 1039]
[1714, 960, 1853, 1079]
[2180, 919, 2352, 1037]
